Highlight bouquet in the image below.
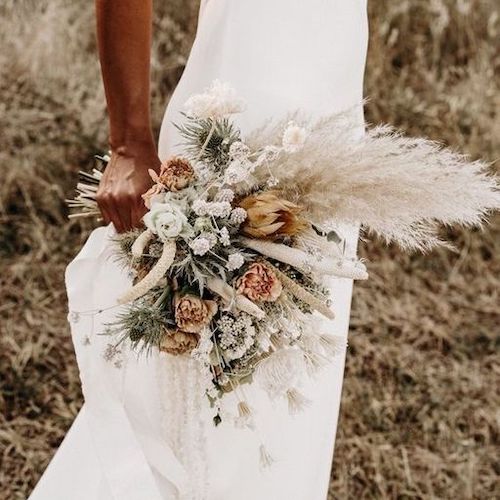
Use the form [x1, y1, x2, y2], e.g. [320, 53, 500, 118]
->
[69, 81, 499, 430]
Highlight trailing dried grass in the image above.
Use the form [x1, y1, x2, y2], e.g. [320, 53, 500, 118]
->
[0, 0, 498, 499]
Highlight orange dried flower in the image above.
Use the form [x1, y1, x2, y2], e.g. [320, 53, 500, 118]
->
[142, 157, 195, 208]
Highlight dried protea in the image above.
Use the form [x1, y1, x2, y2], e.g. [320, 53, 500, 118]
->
[160, 329, 200, 356]
[238, 191, 307, 239]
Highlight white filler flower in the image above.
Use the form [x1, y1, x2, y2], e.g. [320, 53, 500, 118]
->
[143, 202, 192, 242]
[219, 227, 231, 246]
[190, 236, 212, 256]
[227, 253, 245, 271]
[224, 160, 250, 185]
[229, 141, 250, 160]
[184, 80, 246, 119]
[282, 122, 308, 153]
[214, 188, 235, 203]
[230, 207, 247, 225]
[192, 199, 209, 216]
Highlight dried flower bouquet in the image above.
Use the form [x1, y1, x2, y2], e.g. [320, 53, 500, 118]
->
[69, 80, 499, 427]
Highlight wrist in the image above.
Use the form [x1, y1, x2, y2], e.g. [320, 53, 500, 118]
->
[110, 128, 157, 159]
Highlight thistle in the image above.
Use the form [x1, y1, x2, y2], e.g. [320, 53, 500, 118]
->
[176, 114, 241, 169]
[108, 301, 170, 353]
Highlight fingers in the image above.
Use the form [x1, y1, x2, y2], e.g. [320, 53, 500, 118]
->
[98, 190, 146, 233]
[97, 191, 125, 233]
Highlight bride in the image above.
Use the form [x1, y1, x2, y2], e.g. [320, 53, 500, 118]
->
[30, 0, 368, 498]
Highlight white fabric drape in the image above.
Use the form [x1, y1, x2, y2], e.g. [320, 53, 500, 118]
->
[30, 1, 368, 498]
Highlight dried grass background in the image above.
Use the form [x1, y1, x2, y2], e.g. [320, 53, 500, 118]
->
[0, 0, 498, 499]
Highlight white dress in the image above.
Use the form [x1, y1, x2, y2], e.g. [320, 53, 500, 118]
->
[29, 1, 368, 499]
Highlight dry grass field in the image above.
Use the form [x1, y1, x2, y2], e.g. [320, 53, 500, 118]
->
[0, 1, 499, 499]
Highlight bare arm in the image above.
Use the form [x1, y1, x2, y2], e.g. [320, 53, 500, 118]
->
[95, 0, 161, 232]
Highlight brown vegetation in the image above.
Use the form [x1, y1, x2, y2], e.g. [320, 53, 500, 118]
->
[0, 1, 498, 498]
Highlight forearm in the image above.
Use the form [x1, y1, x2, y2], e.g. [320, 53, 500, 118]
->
[95, 0, 155, 152]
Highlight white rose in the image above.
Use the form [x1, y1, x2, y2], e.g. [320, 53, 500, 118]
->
[143, 202, 192, 242]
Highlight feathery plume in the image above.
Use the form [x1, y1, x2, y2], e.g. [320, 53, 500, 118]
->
[247, 112, 500, 251]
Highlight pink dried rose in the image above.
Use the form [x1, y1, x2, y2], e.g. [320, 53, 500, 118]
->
[157, 157, 195, 191]
[236, 262, 283, 302]
[174, 294, 218, 333]
[160, 330, 199, 356]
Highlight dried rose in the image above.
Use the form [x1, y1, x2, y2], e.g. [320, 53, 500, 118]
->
[236, 262, 282, 302]
[238, 191, 307, 239]
[160, 330, 199, 356]
[156, 157, 195, 192]
[174, 294, 218, 333]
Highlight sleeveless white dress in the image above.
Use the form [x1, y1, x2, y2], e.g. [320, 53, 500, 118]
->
[29, 1, 368, 499]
